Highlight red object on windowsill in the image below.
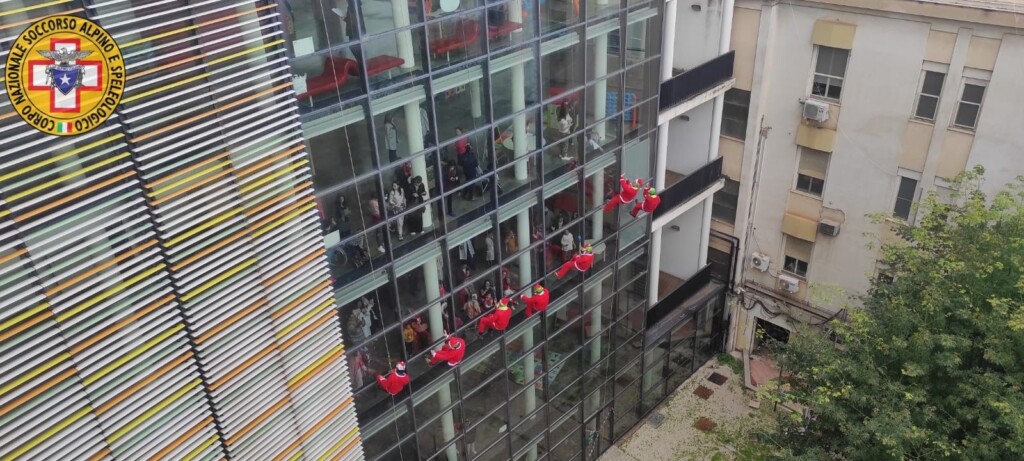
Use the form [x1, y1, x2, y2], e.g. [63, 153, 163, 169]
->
[297, 56, 357, 100]
[360, 55, 405, 77]
[487, 21, 522, 39]
[430, 19, 481, 55]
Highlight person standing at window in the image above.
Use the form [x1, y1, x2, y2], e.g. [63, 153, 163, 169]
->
[484, 232, 495, 264]
[388, 182, 407, 241]
[421, 106, 433, 147]
[385, 114, 400, 162]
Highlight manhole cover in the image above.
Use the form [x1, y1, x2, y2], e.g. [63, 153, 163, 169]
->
[694, 417, 717, 432]
[648, 411, 666, 428]
[694, 385, 714, 400]
[708, 372, 728, 385]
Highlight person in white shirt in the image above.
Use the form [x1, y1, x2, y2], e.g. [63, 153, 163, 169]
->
[560, 230, 575, 262]
[388, 182, 407, 240]
[484, 232, 495, 263]
[420, 106, 433, 147]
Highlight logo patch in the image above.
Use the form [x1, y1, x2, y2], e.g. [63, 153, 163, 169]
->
[4, 15, 125, 136]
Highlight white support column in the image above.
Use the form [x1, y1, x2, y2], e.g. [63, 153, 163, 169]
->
[516, 207, 537, 461]
[699, 0, 733, 267]
[403, 102, 433, 228]
[586, 173, 605, 422]
[470, 80, 483, 119]
[650, 0, 678, 304]
[423, 261, 457, 460]
[593, 34, 609, 140]
[509, 0, 524, 24]
[390, 0, 415, 69]
[512, 63, 529, 180]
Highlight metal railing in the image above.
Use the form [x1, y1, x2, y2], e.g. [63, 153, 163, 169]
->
[645, 264, 714, 328]
[653, 156, 723, 219]
[659, 51, 735, 111]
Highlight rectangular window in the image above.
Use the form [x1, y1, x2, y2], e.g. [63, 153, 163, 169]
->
[721, 89, 750, 140]
[914, 71, 945, 120]
[712, 178, 740, 224]
[893, 176, 918, 220]
[794, 148, 829, 196]
[811, 46, 849, 100]
[953, 82, 986, 129]
[783, 237, 813, 278]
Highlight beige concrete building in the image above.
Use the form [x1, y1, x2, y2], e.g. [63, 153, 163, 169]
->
[713, 0, 1024, 351]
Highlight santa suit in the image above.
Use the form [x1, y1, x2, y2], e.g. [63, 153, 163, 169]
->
[630, 188, 661, 217]
[376, 369, 410, 395]
[428, 337, 467, 366]
[478, 302, 512, 334]
[556, 251, 595, 278]
[603, 177, 640, 212]
[522, 289, 550, 317]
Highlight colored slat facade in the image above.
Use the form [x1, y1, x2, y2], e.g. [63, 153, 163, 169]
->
[0, 1, 361, 460]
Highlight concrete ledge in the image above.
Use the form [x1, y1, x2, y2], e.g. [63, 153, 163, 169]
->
[657, 78, 736, 125]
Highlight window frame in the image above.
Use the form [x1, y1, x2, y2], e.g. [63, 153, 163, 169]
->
[721, 88, 751, 140]
[711, 178, 740, 224]
[793, 147, 829, 197]
[912, 70, 945, 121]
[782, 255, 809, 278]
[810, 46, 850, 101]
[952, 79, 986, 130]
[794, 174, 825, 196]
[892, 175, 919, 220]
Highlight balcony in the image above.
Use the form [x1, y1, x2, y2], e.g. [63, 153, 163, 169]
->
[659, 51, 735, 110]
[644, 265, 726, 346]
[653, 156, 723, 220]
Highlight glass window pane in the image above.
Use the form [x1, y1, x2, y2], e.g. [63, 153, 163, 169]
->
[922, 71, 945, 96]
[540, 0, 582, 34]
[915, 95, 938, 120]
[487, 1, 539, 51]
[363, 27, 428, 91]
[962, 83, 985, 103]
[427, 12, 486, 71]
[954, 103, 979, 128]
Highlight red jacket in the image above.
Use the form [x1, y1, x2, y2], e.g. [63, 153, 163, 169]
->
[429, 337, 467, 366]
[522, 289, 550, 313]
[619, 177, 639, 201]
[573, 253, 595, 272]
[640, 190, 660, 212]
[484, 306, 512, 330]
[377, 370, 410, 395]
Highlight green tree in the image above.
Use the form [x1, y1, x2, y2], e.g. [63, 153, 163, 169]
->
[772, 168, 1024, 460]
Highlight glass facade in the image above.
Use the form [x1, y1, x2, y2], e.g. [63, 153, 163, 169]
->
[283, 0, 665, 458]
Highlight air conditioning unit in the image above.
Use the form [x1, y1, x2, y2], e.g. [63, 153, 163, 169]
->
[778, 274, 801, 293]
[751, 252, 770, 272]
[818, 219, 841, 236]
[802, 99, 830, 123]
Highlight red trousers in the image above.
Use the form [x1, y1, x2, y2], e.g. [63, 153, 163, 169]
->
[602, 194, 632, 212]
[556, 260, 581, 278]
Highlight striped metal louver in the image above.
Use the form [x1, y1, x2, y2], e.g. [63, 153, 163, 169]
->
[0, 1, 362, 460]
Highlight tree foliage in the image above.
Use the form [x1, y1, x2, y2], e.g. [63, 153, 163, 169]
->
[772, 168, 1024, 460]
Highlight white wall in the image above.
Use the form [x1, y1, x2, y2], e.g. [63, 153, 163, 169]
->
[673, 0, 725, 70]
[738, 2, 1024, 302]
[660, 202, 707, 279]
[965, 33, 1024, 197]
[743, 5, 932, 297]
[666, 103, 716, 175]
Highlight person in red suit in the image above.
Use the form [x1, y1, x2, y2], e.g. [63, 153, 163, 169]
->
[478, 297, 513, 336]
[376, 361, 410, 395]
[603, 176, 642, 212]
[427, 334, 467, 366]
[630, 187, 661, 218]
[521, 284, 550, 317]
[556, 243, 595, 278]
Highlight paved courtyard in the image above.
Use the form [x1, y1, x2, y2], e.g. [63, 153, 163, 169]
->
[600, 356, 774, 461]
